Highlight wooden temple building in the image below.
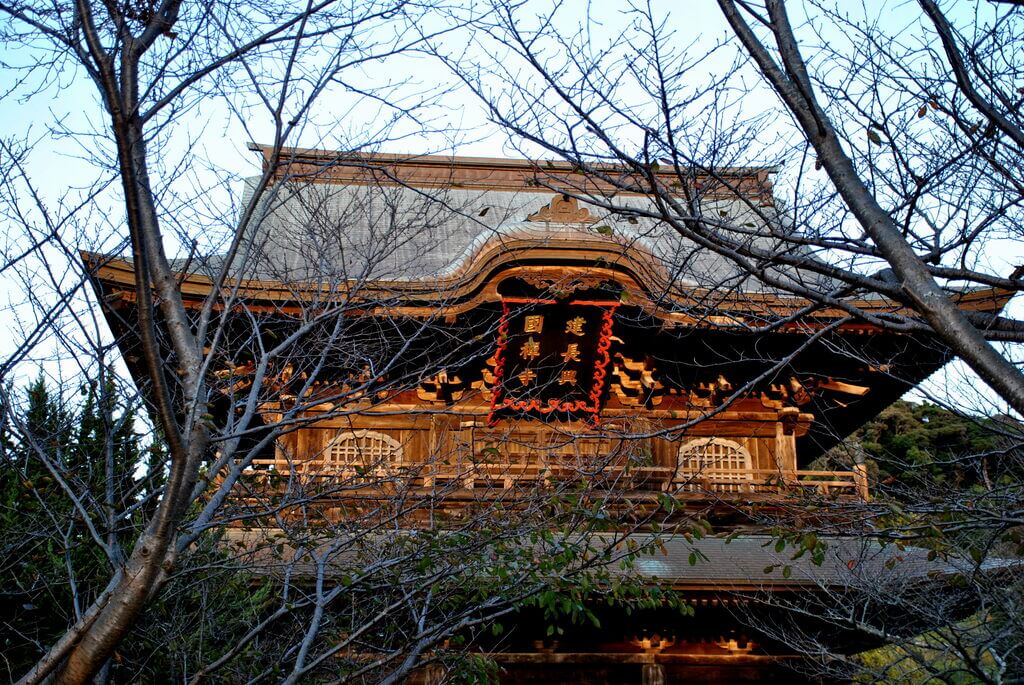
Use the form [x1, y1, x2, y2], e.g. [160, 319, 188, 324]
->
[87, 147, 1013, 684]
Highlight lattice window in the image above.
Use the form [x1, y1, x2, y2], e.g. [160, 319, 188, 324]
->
[676, 438, 753, 493]
[324, 430, 403, 475]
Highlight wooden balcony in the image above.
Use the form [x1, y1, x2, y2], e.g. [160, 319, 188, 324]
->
[245, 455, 869, 501]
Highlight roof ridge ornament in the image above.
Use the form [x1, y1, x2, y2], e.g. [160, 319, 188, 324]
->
[526, 194, 593, 223]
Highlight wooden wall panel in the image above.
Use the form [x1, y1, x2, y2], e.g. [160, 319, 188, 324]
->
[276, 413, 804, 475]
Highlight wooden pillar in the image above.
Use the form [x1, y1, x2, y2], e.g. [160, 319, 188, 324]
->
[853, 462, 870, 501]
[642, 663, 666, 685]
[424, 415, 443, 488]
[418, 664, 445, 685]
[775, 410, 799, 484]
[273, 430, 299, 473]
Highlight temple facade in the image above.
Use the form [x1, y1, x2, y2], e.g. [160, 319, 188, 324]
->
[87, 148, 1012, 683]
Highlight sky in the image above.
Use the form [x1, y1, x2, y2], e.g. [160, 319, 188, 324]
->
[0, 0, 1019, 417]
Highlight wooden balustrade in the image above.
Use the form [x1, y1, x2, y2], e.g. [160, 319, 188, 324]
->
[672, 467, 864, 497]
[247, 456, 868, 500]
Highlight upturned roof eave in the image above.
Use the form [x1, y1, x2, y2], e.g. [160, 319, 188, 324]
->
[82, 249, 1014, 330]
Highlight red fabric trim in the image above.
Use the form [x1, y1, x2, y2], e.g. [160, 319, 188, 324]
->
[585, 307, 617, 425]
[486, 300, 512, 426]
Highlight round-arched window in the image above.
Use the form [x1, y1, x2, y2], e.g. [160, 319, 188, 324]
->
[676, 438, 753, 493]
[324, 430, 403, 475]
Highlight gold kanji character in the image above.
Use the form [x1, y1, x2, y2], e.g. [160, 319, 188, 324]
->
[558, 369, 578, 386]
[523, 314, 544, 333]
[561, 342, 581, 363]
[518, 369, 537, 385]
[565, 316, 586, 336]
[520, 336, 541, 360]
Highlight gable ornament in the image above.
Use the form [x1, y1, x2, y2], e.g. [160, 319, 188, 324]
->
[526, 194, 593, 223]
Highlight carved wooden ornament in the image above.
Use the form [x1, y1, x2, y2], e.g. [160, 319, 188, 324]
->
[526, 194, 593, 223]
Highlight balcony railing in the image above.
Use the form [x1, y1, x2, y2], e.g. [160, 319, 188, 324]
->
[248, 456, 869, 501]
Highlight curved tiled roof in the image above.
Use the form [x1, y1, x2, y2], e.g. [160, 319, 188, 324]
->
[225, 175, 836, 299]
[136, 151, 1007, 325]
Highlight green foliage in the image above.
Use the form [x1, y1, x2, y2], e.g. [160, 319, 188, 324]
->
[811, 400, 1024, 683]
[0, 374, 147, 677]
[816, 400, 1023, 489]
[0, 374, 296, 683]
[120, 549, 279, 683]
[856, 626, 1000, 685]
[440, 653, 500, 685]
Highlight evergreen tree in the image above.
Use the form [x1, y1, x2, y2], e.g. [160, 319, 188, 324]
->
[0, 374, 145, 678]
[818, 400, 1024, 491]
